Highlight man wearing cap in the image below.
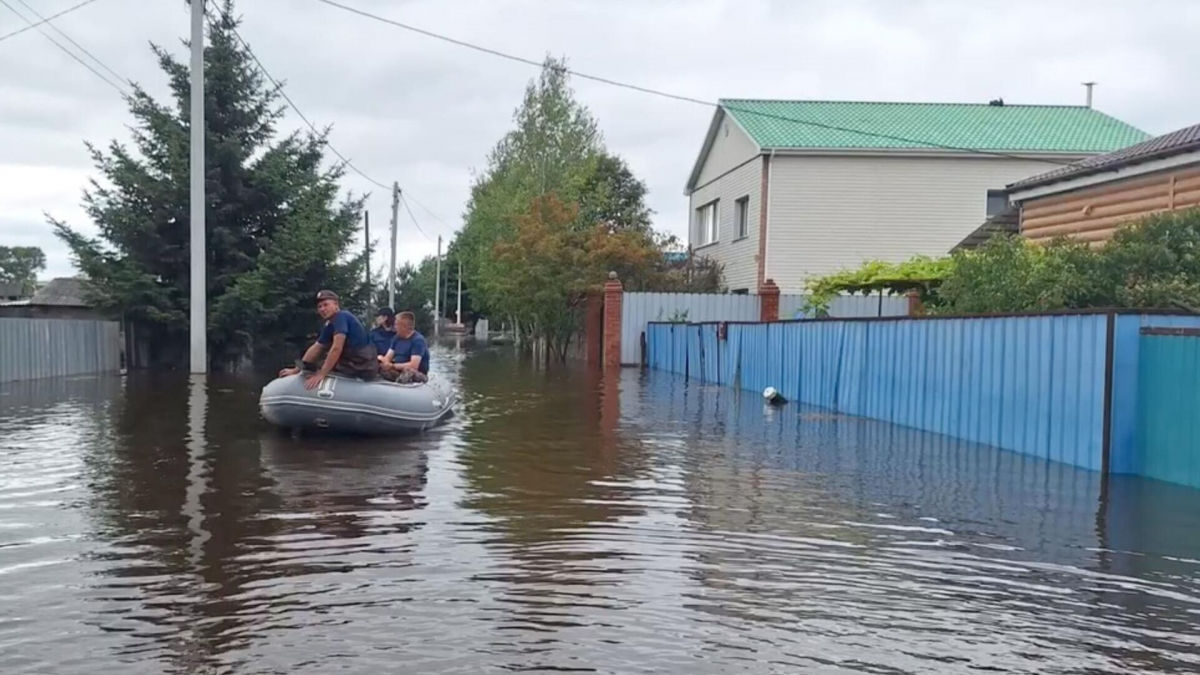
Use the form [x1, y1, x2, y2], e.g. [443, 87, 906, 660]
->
[370, 307, 397, 359]
[278, 290, 378, 389]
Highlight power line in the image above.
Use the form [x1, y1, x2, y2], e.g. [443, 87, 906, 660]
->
[0, 0, 98, 43]
[14, 0, 128, 87]
[400, 194, 431, 241]
[312, 0, 1077, 167]
[0, 0, 126, 95]
[203, 1, 392, 192]
[206, 1, 454, 234]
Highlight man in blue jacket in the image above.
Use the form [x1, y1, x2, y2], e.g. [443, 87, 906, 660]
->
[380, 311, 430, 383]
[279, 290, 378, 389]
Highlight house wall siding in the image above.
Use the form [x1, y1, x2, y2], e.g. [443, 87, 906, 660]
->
[689, 158, 763, 292]
[763, 154, 1060, 293]
[1019, 164, 1200, 245]
[694, 117, 760, 187]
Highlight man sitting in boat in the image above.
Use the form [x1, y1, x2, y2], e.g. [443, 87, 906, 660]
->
[278, 289, 379, 389]
[370, 306, 397, 357]
[380, 311, 430, 383]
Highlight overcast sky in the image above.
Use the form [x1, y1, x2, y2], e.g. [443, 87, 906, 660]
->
[3, 0, 1198, 279]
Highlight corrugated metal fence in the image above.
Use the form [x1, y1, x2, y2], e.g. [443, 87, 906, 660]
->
[1135, 328, 1200, 489]
[646, 312, 1200, 483]
[0, 318, 121, 383]
[621, 292, 907, 365]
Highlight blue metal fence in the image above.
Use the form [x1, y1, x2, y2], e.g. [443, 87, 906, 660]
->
[645, 312, 1200, 480]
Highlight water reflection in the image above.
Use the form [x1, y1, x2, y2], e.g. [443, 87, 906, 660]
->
[1, 354, 1199, 673]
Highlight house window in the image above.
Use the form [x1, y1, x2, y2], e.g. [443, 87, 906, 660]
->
[696, 200, 719, 246]
[986, 189, 1008, 217]
[735, 195, 750, 239]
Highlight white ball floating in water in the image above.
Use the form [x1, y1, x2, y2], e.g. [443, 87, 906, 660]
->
[763, 386, 778, 400]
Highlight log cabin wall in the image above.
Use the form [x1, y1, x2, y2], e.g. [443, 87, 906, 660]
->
[1020, 164, 1200, 245]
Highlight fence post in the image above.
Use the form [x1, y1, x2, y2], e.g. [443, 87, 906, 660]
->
[759, 278, 780, 322]
[603, 272, 624, 369]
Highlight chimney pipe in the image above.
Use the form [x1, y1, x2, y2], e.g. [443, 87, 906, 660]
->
[1082, 81, 1096, 108]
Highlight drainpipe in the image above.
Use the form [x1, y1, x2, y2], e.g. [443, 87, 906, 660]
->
[763, 149, 776, 284]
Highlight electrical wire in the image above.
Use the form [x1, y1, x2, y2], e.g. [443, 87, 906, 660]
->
[312, 0, 1078, 167]
[0, 0, 98, 43]
[0, 0, 126, 94]
[400, 194, 431, 241]
[14, 0, 128, 86]
[204, 1, 393, 192]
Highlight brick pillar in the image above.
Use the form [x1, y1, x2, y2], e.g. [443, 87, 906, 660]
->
[907, 289, 924, 316]
[759, 278, 780, 322]
[603, 272, 623, 369]
[584, 288, 603, 366]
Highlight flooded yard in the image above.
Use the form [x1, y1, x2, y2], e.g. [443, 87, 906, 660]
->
[2, 347, 1199, 673]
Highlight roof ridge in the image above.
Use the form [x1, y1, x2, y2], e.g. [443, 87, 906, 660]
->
[718, 98, 1094, 109]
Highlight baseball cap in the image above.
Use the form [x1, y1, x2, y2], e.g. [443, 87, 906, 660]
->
[315, 289, 339, 303]
[376, 306, 395, 319]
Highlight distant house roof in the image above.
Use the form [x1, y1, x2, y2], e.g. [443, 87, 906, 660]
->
[29, 278, 89, 307]
[687, 99, 1149, 192]
[1008, 122, 1200, 192]
[952, 206, 1020, 252]
[0, 282, 25, 299]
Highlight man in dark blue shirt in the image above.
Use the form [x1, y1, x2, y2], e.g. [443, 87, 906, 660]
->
[381, 311, 430, 383]
[279, 289, 378, 389]
[370, 307, 396, 357]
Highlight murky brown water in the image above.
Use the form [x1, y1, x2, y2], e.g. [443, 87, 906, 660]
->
[3, 346, 1200, 674]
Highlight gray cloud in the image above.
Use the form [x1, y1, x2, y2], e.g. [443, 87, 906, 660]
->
[2, 0, 1198, 279]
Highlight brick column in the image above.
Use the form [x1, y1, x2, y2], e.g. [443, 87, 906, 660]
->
[603, 272, 623, 369]
[759, 278, 780, 322]
[907, 289, 925, 316]
[584, 288, 603, 366]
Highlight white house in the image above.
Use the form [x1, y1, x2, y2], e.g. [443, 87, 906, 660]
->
[685, 99, 1148, 293]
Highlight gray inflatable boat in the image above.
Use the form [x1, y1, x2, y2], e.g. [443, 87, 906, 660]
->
[259, 373, 456, 435]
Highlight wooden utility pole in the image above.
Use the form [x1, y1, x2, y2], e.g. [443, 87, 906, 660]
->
[434, 235, 442, 337]
[363, 211, 371, 303]
[388, 183, 399, 308]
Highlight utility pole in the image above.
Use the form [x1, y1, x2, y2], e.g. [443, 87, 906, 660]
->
[388, 182, 399, 309]
[189, 0, 206, 374]
[363, 210, 370, 303]
[456, 258, 463, 326]
[434, 235, 442, 337]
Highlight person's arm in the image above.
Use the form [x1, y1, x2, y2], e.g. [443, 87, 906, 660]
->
[279, 341, 324, 377]
[399, 353, 422, 371]
[305, 333, 346, 389]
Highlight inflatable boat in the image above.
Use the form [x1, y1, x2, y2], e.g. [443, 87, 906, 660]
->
[259, 373, 456, 435]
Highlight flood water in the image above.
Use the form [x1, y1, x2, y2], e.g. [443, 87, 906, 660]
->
[3, 346, 1200, 674]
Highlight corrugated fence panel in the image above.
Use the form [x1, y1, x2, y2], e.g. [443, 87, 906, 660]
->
[686, 325, 703, 380]
[0, 317, 121, 383]
[1136, 334, 1200, 489]
[643, 312, 1137, 472]
[621, 292, 759, 365]
[1109, 314, 1200, 474]
[700, 324, 720, 383]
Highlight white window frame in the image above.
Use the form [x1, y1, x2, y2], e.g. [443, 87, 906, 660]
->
[696, 200, 719, 246]
[734, 195, 750, 239]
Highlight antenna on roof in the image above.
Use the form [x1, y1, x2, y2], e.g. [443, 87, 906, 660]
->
[1082, 82, 1096, 108]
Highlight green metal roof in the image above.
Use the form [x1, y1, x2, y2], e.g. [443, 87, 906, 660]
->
[720, 99, 1149, 153]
